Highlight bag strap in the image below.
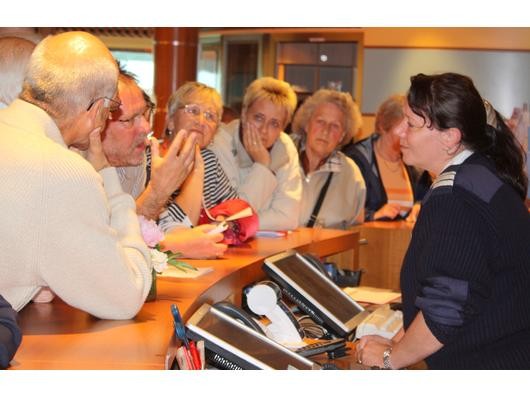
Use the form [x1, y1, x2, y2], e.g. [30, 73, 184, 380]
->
[306, 172, 333, 227]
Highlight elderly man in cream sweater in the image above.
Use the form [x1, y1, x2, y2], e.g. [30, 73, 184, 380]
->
[0, 32, 152, 320]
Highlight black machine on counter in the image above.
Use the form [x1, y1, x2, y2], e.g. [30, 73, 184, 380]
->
[262, 250, 369, 339]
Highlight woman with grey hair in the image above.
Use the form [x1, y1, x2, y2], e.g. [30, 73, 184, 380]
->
[291, 89, 366, 228]
[158, 82, 238, 231]
[211, 77, 302, 231]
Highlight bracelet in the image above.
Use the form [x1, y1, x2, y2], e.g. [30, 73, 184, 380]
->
[383, 347, 393, 369]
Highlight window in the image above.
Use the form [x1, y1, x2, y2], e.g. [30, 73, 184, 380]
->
[112, 50, 154, 97]
[222, 36, 262, 113]
[198, 39, 222, 93]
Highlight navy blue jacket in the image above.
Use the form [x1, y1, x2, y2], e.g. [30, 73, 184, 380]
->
[401, 153, 530, 368]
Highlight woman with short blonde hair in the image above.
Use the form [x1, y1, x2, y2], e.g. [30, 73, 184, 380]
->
[211, 77, 302, 231]
[241, 77, 297, 128]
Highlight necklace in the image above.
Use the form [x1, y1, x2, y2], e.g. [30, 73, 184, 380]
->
[379, 155, 402, 173]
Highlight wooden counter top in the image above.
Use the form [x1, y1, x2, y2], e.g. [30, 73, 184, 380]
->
[12, 227, 358, 370]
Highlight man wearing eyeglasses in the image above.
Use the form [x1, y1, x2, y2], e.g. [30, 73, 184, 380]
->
[100, 68, 227, 259]
[0, 32, 153, 320]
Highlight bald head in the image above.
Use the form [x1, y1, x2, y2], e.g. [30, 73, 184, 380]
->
[0, 36, 36, 106]
[20, 31, 118, 121]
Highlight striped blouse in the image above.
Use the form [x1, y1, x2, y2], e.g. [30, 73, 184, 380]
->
[158, 148, 238, 231]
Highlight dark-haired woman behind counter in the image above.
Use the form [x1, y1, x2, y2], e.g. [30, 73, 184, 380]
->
[356, 73, 530, 369]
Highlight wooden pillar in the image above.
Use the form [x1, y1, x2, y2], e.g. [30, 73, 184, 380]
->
[152, 27, 198, 137]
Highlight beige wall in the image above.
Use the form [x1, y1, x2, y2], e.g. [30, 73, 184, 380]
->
[356, 27, 530, 141]
[362, 27, 530, 50]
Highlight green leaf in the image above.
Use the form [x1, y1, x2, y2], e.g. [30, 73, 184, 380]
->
[161, 249, 183, 258]
[168, 260, 197, 272]
[169, 263, 187, 272]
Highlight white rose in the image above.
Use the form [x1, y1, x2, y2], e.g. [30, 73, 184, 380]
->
[150, 249, 168, 273]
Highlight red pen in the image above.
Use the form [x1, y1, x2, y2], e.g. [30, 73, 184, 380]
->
[189, 340, 202, 370]
[176, 345, 194, 370]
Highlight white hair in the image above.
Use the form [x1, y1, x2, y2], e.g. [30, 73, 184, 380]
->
[291, 89, 362, 147]
[0, 37, 36, 106]
[167, 81, 223, 120]
[21, 32, 118, 120]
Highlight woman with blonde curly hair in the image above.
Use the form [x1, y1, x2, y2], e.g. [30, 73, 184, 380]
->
[291, 89, 366, 228]
[211, 77, 302, 231]
[158, 81, 238, 231]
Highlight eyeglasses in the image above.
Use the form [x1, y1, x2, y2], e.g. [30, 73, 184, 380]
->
[113, 106, 153, 128]
[86, 96, 122, 113]
[179, 103, 218, 124]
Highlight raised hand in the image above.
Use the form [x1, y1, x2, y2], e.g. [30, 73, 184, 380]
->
[191, 140, 205, 176]
[173, 143, 204, 226]
[136, 129, 197, 219]
[150, 129, 196, 196]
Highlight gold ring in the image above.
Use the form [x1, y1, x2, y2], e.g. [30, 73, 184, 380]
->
[357, 358, 362, 365]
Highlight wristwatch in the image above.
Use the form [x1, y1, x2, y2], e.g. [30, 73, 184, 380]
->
[383, 347, 393, 369]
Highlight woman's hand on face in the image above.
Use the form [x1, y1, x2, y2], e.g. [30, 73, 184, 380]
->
[149, 129, 197, 198]
[374, 203, 401, 220]
[192, 141, 204, 175]
[243, 121, 271, 168]
[177, 142, 204, 194]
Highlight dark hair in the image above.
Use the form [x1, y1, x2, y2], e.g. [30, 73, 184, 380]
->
[116, 59, 138, 83]
[142, 89, 155, 110]
[407, 72, 528, 199]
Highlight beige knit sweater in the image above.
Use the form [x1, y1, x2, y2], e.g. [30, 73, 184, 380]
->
[0, 100, 152, 320]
